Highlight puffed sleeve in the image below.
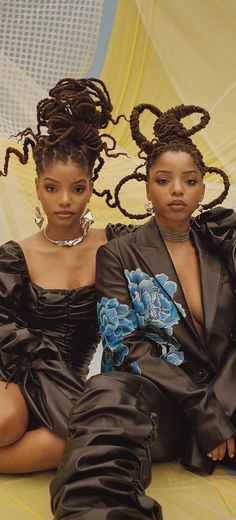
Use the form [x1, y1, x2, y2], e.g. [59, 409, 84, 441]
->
[96, 242, 235, 454]
[0, 240, 71, 373]
[0, 241, 51, 379]
[105, 223, 138, 241]
[193, 206, 236, 280]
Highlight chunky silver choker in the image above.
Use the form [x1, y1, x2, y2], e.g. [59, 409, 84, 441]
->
[157, 223, 190, 242]
[43, 226, 86, 247]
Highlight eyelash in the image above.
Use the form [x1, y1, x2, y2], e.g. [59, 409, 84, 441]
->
[74, 187, 85, 193]
[156, 179, 197, 186]
[45, 186, 85, 193]
[186, 179, 197, 185]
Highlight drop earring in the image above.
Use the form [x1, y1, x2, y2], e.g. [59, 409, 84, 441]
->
[80, 208, 94, 233]
[198, 202, 204, 213]
[144, 201, 154, 215]
[34, 205, 44, 228]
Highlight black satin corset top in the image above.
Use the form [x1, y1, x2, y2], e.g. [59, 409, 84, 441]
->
[0, 241, 99, 364]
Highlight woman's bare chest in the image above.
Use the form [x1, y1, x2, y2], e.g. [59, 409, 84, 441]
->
[25, 246, 97, 290]
[167, 246, 204, 335]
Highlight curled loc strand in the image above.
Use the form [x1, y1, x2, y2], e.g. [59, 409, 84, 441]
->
[160, 104, 210, 138]
[130, 103, 162, 156]
[0, 138, 35, 177]
[114, 168, 149, 219]
[202, 167, 230, 210]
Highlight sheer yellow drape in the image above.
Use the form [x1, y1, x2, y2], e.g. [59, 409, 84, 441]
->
[0, 0, 235, 242]
[100, 0, 236, 218]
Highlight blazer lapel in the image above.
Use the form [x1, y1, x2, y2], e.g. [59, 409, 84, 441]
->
[192, 230, 222, 343]
[130, 218, 203, 344]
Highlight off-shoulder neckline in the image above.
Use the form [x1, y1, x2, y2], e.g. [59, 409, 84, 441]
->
[8, 240, 96, 294]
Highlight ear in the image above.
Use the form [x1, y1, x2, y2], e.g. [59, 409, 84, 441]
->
[146, 183, 150, 201]
[35, 177, 40, 199]
[89, 180, 93, 198]
[200, 182, 205, 201]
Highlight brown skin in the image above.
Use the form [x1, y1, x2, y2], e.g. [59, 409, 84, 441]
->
[0, 159, 107, 473]
[146, 150, 235, 462]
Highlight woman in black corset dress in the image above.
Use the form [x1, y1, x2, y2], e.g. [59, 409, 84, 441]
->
[0, 77, 132, 473]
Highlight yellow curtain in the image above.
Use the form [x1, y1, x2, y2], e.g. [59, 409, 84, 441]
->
[100, 0, 236, 221]
[1, 0, 236, 241]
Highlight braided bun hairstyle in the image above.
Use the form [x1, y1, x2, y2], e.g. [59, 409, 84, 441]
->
[0, 77, 123, 206]
[114, 103, 230, 219]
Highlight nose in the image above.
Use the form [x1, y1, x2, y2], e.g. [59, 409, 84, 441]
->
[58, 190, 71, 206]
[171, 179, 184, 196]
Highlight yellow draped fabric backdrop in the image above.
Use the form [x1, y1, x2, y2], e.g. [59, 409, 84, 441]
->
[0, 4, 236, 520]
[0, 0, 236, 243]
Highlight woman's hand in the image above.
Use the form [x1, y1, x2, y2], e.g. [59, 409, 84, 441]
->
[207, 437, 235, 461]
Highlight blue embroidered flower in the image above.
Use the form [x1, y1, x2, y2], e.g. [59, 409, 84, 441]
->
[101, 343, 129, 372]
[98, 269, 186, 372]
[160, 346, 184, 366]
[129, 360, 141, 375]
[98, 296, 137, 347]
[98, 296, 137, 372]
[125, 269, 186, 334]
[124, 268, 185, 366]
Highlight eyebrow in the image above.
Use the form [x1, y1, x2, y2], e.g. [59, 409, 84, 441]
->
[42, 177, 87, 184]
[154, 169, 199, 175]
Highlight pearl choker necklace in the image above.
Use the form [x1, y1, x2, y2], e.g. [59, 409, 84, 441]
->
[157, 223, 190, 242]
[43, 226, 86, 247]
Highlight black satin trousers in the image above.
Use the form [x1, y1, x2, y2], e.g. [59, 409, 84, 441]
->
[50, 372, 187, 519]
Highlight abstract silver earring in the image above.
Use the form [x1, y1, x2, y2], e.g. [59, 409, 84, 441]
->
[34, 205, 44, 228]
[198, 202, 204, 213]
[144, 201, 154, 215]
[80, 208, 94, 233]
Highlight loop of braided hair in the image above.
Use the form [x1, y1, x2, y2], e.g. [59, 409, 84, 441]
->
[117, 103, 230, 219]
[0, 77, 125, 207]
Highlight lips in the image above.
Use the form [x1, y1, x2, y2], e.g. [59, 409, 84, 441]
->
[168, 200, 187, 207]
[54, 211, 75, 218]
[55, 211, 75, 215]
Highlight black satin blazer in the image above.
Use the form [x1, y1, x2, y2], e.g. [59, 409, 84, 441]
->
[96, 211, 236, 454]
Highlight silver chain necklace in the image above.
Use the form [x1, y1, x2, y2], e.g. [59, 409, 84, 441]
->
[43, 226, 86, 247]
[157, 223, 190, 242]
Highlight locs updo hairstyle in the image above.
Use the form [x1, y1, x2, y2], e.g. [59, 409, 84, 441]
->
[113, 103, 230, 219]
[0, 77, 124, 207]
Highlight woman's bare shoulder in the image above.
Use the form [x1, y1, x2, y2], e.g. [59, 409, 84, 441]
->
[88, 228, 106, 239]
[19, 231, 44, 253]
[87, 228, 107, 247]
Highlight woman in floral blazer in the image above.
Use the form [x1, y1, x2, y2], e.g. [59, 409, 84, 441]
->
[51, 104, 236, 520]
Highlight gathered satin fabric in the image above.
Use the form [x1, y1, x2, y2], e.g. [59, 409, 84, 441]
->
[51, 372, 163, 520]
[0, 240, 100, 437]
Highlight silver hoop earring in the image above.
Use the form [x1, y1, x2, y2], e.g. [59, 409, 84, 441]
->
[80, 208, 94, 233]
[34, 205, 44, 228]
[144, 201, 154, 215]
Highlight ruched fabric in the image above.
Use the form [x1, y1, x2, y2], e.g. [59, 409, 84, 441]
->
[192, 206, 236, 279]
[0, 241, 98, 437]
[51, 372, 163, 520]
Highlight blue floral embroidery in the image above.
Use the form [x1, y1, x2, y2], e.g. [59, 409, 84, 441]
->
[101, 343, 129, 373]
[98, 269, 186, 372]
[130, 360, 141, 375]
[124, 269, 185, 366]
[98, 296, 137, 372]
